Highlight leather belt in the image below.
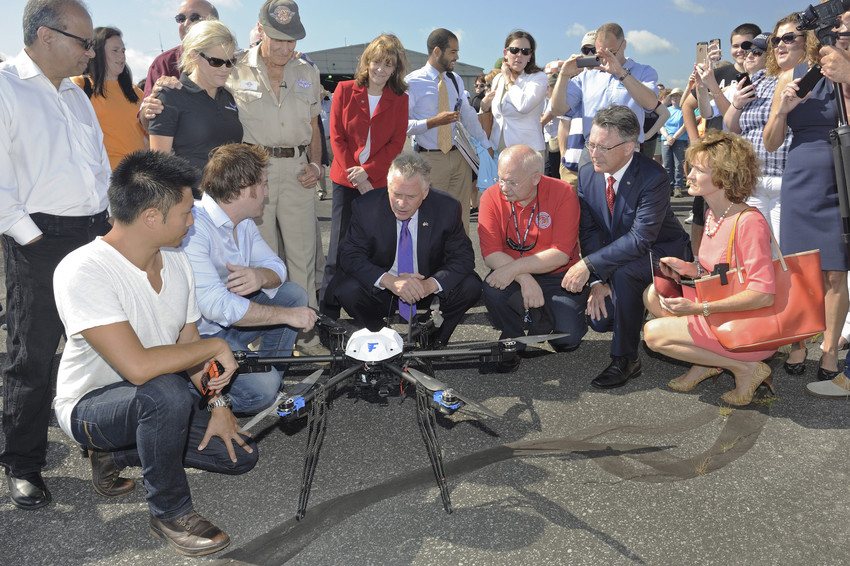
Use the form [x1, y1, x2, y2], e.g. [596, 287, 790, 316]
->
[415, 145, 457, 153]
[248, 144, 307, 158]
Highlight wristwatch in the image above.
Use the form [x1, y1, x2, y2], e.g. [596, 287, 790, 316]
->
[702, 301, 710, 317]
[206, 394, 232, 412]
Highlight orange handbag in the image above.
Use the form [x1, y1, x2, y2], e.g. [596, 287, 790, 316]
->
[695, 209, 826, 353]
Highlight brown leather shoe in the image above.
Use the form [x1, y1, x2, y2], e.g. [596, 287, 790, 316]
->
[89, 449, 135, 497]
[149, 510, 231, 556]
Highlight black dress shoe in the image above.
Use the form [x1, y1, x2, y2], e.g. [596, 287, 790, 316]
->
[783, 360, 806, 375]
[817, 366, 841, 381]
[591, 356, 642, 389]
[6, 471, 52, 510]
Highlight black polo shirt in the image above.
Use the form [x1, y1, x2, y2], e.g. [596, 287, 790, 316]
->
[149, 73, 243, 175]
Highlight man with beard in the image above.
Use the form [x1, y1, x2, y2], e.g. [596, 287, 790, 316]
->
[406, 28, 493, 231]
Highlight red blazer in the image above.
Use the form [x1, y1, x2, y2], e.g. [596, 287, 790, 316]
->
[329, 80, 408, 188]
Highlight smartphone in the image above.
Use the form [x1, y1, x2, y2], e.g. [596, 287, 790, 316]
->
[696, 42, 709, 69]
[734, 71, 750, 91]
[796, 64, 824, 98]
[709, 38, 722, 53]
[576, 55, 600, 68]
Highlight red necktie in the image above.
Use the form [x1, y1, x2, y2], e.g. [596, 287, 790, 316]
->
[606, 175, 616, 215]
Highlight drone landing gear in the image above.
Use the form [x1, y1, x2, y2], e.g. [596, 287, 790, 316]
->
[296, 389, 329, 521]
[415, 382, 452, 514]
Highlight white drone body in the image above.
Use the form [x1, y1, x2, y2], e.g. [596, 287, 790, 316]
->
[344, 327, 405, 363]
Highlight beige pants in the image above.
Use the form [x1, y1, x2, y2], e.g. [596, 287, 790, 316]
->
[421, 149, 473, 233]
[559, 164, 578, 193]
[255, 155, 319, 308]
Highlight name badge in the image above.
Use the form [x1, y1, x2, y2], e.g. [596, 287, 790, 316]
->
[240, 80, 259, 91]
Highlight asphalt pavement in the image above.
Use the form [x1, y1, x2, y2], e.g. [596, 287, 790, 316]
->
[1, 189, 849, 566]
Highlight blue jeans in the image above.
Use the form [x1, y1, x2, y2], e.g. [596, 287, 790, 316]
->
[202, 281, 308, 413]
[70, 374, 258, 521]
[482, 271, 588, 350]
[662, 139, 687, 190]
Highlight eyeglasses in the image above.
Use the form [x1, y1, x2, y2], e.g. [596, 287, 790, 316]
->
[199, 52, 237, 68]
[497, 174, 532, 189]
[507, 47, 532, 56]
[45, 26, 93, 51]
[581, 46, 597, 55]
[175, 12, 203, 24]
[585, 140, 629, 154]
[770, 32, 804, 47]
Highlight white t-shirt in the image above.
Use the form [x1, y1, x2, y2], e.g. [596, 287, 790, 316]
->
[53, 238, 201, 438]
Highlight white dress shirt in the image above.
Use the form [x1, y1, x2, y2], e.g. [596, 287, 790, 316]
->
[181, 193, 288, 335]
[405, 62, 491, 150]
[0, 50, 110, 244]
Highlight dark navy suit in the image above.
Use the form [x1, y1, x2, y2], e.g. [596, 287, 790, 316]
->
[578, 152, 690, 359]
[330, 187, 481, 343]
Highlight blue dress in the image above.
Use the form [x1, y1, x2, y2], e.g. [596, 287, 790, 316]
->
[780, 64, 847, 271]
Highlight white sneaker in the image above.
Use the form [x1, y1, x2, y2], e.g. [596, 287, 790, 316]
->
[684, 212, 693, 224]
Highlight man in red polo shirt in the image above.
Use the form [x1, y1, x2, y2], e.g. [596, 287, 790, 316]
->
[478, 144, 588, 370]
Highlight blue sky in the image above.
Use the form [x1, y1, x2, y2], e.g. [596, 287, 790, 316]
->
[1, 0, 807, 88]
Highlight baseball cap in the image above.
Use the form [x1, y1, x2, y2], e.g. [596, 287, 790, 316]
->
[259, 0, 305, 41]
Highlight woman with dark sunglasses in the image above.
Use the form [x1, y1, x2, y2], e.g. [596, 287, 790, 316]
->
[149, 20, 242, 188]
[763, 13, 847, 386]
[480, 30, 548, 153]
[722, 33, 785, 243]
[72, 27, 146, 170]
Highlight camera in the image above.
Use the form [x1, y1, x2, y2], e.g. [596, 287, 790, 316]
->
[797, 0, 850, 46]
[576, 56, 600, 68]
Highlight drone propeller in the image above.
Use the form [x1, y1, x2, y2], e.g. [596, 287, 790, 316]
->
[445, 332, 570, 349]
[403, 366, 500, 419]
[239, 368, 324, 433]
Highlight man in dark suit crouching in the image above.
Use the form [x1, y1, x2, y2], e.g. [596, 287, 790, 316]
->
[562, 105, 690, 389]
[329, 152, 481, 344]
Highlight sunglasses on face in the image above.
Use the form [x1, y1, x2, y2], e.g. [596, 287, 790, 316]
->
[507, 46, 532, 56]
[581, 45, 596, 55]
[770, 32, 804, 47]
[199, 52, 236, 68]
[747, 49, 764, 57]
[175, 13, 203, 24]
[475, 83, 486, 88]
[45, 26, 93, 51]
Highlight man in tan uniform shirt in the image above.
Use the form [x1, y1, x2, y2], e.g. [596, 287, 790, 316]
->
[227, 0, 323, 317]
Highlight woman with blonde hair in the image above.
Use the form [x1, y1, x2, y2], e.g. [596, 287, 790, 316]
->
[644, 131, 776, 406]
[149, 20, 242, 183]
[319, 34, 409, 315]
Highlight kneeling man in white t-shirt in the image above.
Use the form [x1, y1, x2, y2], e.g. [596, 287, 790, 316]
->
[53, 150, 256, 557]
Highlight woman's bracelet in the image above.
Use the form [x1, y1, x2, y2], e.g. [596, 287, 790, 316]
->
[309, 162, 323, 176]
[732, 102, 743, 110]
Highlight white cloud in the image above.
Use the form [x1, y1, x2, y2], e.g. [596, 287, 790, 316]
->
[454, 28, 465, 42]
[214, 0, 244, 8]
[126, 48, 155, 84]
[564, 23, 587, 37]
[671, 0, 705, 15]
[626, 30, 678, 55]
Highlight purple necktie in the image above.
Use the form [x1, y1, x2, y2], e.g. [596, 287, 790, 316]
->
[398, 218, 416, 321]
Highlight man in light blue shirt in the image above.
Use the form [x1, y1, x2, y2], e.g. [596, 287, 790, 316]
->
[406, 28, 492, 231]
[551, 23, 658, 155]
[182, 144, 317, 414]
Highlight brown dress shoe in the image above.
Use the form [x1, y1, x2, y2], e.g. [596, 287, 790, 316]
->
[150, 510, 231, 556]
[89, 450, 135, 497]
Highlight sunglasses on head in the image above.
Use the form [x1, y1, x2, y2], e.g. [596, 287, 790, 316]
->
[770, 32, 804, 47]
[199, 52, 236, 68]
[581, 45, 596, 55]
[175, 13, 203, 24]
[45, 26, 93, 51]
[507, 46, 532, 56]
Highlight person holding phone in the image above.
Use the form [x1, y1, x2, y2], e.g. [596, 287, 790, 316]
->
[723, 33, 786, 241]
[764, 13, 847, 386]
[644, 131, 776, 406]
[481, 30, 548, 153]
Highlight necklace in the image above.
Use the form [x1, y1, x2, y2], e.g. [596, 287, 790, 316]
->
[704, 202, 735, 237]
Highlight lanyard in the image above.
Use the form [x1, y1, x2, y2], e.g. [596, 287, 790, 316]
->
[510, 200, 537, 257]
